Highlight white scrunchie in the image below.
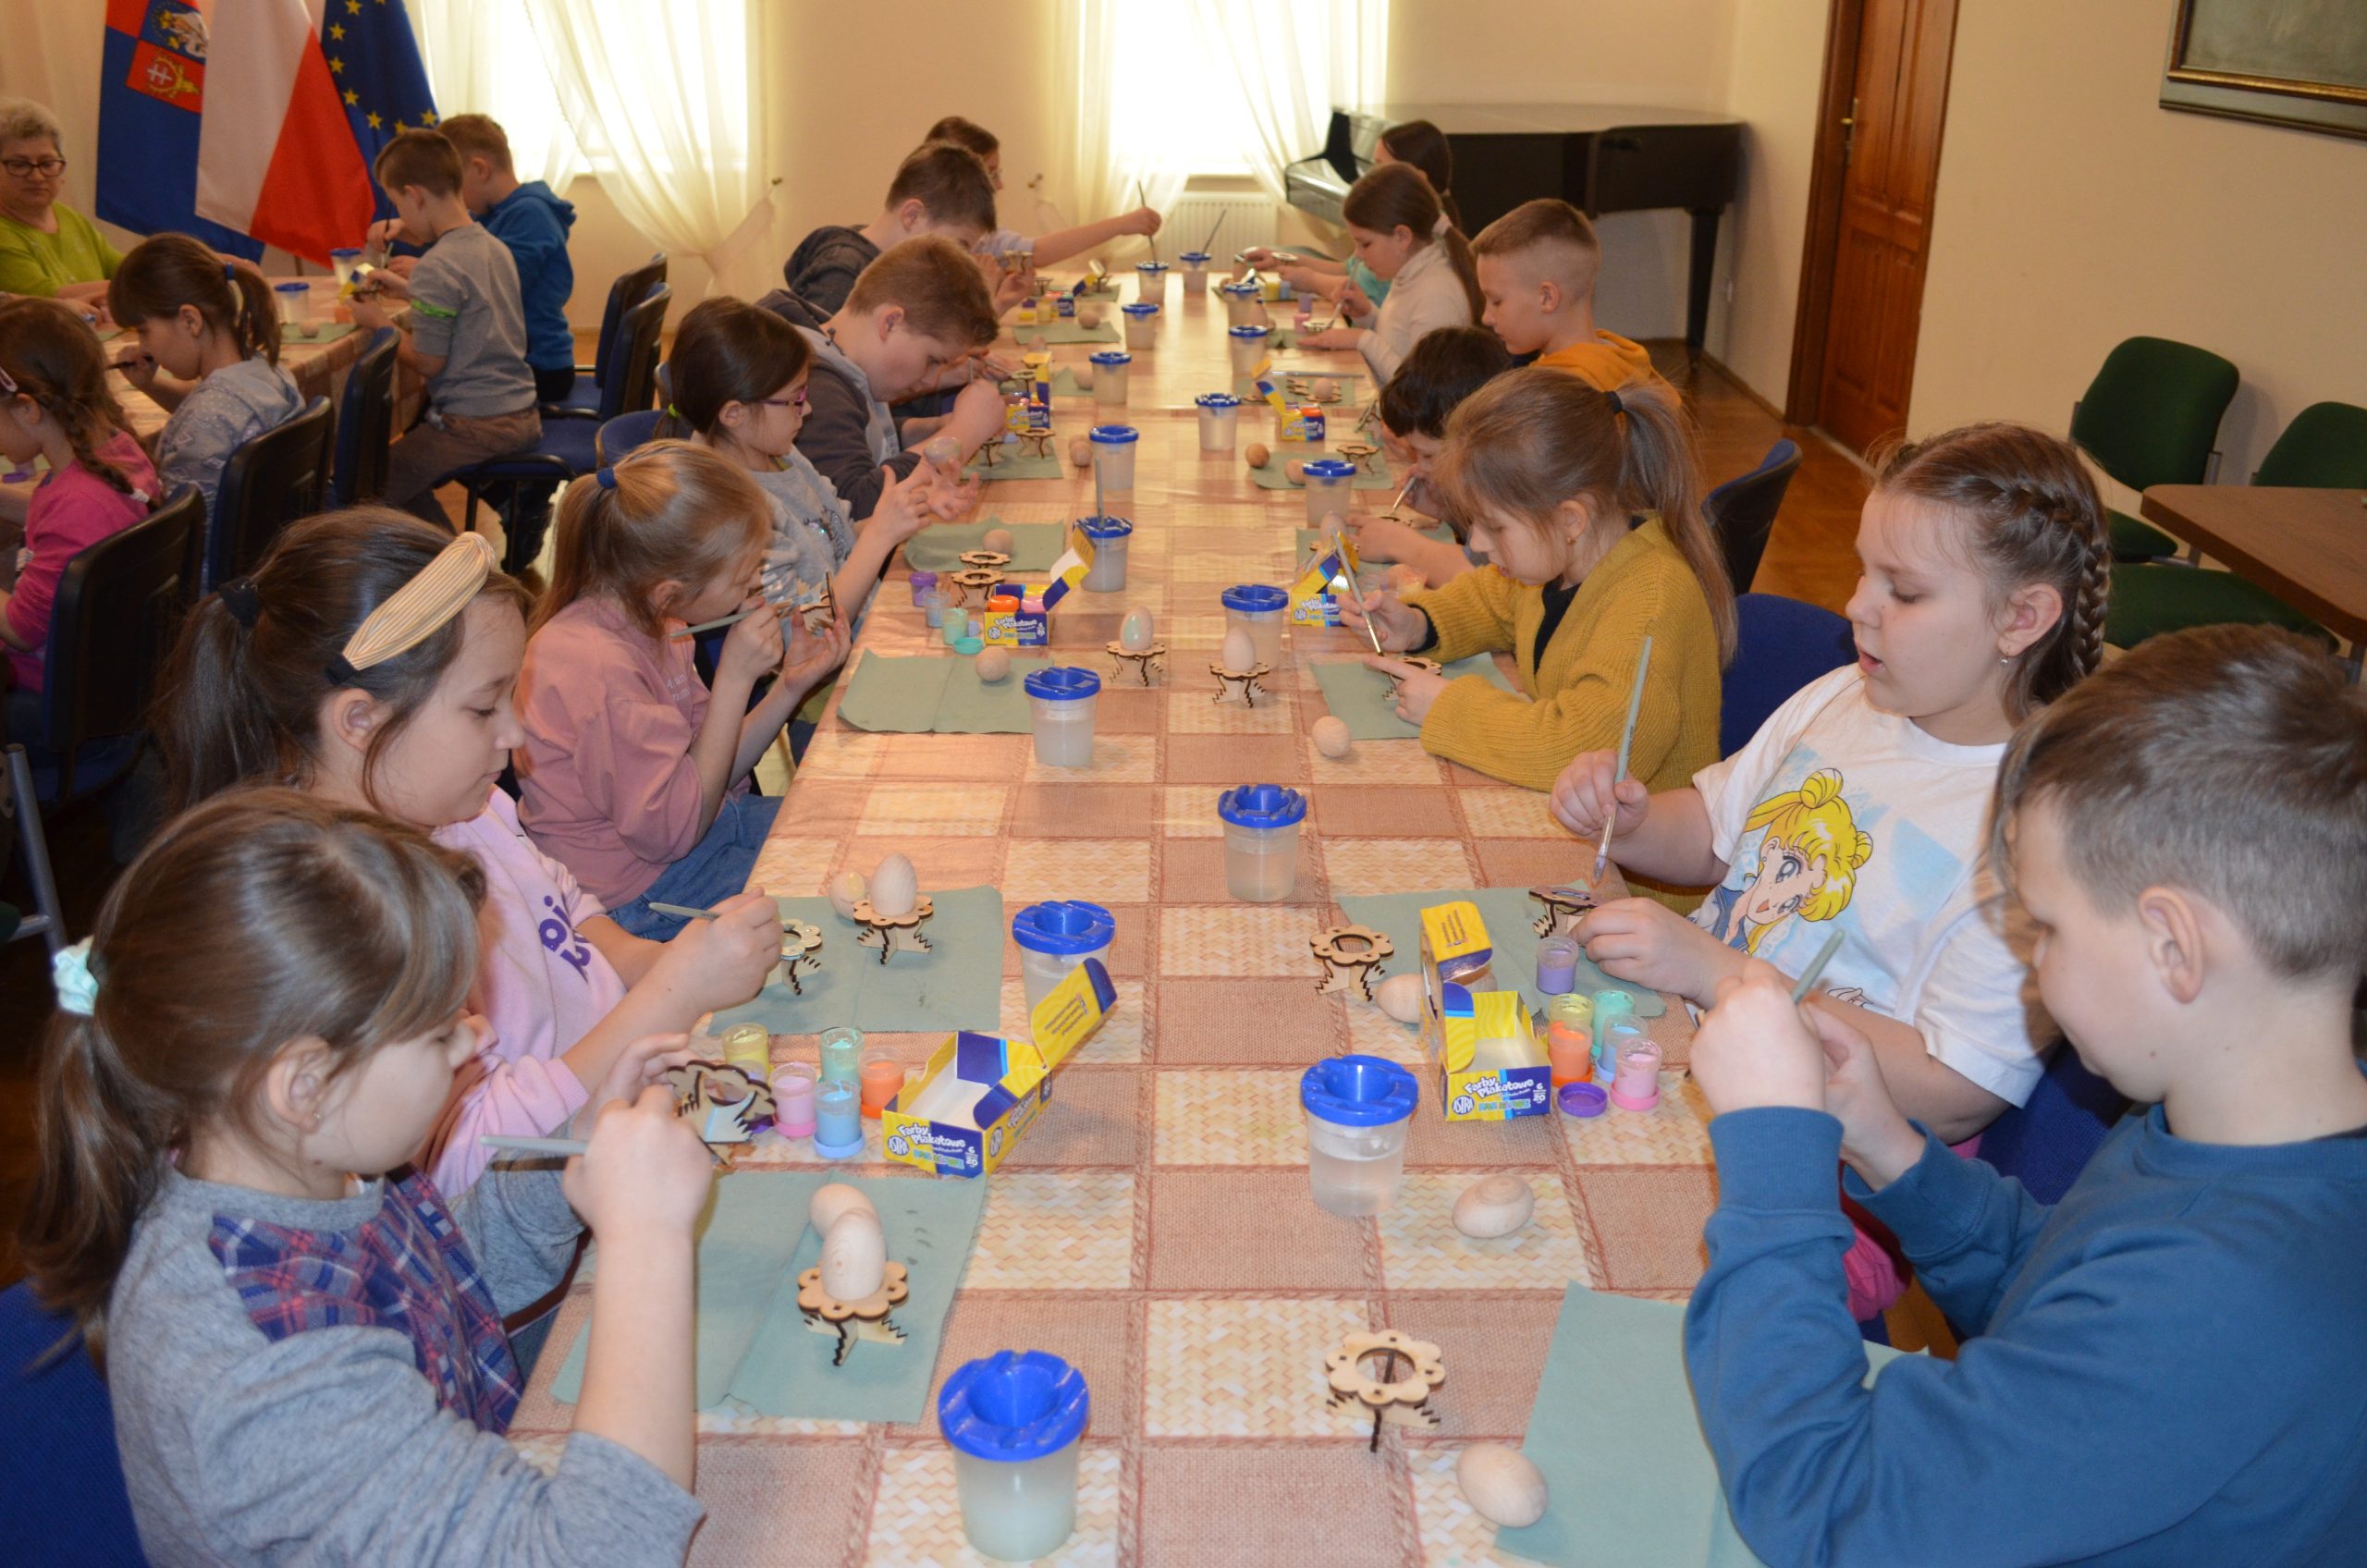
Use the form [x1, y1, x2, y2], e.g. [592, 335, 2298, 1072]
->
[53, 937, 98, 1017]
[1431, 212, 1451, 238]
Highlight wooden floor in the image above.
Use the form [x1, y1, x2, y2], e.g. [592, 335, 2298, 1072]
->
[0, 348, 1869, 1288]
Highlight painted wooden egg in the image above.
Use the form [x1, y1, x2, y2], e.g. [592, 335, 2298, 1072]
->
[818, 1209, 887, 1302]
[1376, 972, 1426, 1023]
[975, 647, 1012, 682]
[828, 871, 868, 920]
[1457, 1443, 1548, 1528]
[1312, 376, 1340, 401]
[870, 852, 918, 919]
[809, 1182, 876, 1235]
[1312, 715, 1353, 758]
[1452, 1174, 1536, 1239]
[1120, 606, 1157, 652]
[982, 526, 1014, 555]
[1220, 627, 1258, 672]
[1244, 442, 1270, 469]
[1070, 436, 1091, 466]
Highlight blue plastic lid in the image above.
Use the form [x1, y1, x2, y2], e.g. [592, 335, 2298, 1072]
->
[1023, 666, 1102, 702]
[1220, 280, 1259, 295]
[1180, 251, 1212, 263]
[1135, 260, 1170, 273]
[1122, 301, 1160, 317]
[1228, 324, 1272, 339]
[940, 1350, 1090, 1462]
[1217, 782, 1307, 830]
[1012, 900, 1116, 956]
[1195, 392, 1242, 410]
[1303, 458, 1355, 482]
[1220, 583, 1289, 615]
[274, 281, 308, 294]
[1079, 514, 1134, 540]
[910, 570, 938, 589]
[1088, 350, 1133, 366]
[1088, 423, 1139, 446]
[1299, 1054, 1418, 1127]
[330, 247, 362, 257]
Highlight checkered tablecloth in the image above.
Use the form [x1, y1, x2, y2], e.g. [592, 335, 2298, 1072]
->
[511, 289, 1714, 1568]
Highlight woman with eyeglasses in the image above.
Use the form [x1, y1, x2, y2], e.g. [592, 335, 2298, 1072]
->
[0, 99, 120, 312]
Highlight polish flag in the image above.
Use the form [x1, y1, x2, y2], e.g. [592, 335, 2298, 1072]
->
[193, 0, 374, 263]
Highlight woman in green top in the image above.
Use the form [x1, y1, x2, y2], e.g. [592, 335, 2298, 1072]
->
[0, 98, 122, 312]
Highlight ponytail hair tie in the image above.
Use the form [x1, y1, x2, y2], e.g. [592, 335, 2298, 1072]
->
[1431, 212, 1451, 239]
[218, 576, 263, 629]
[53, 938, 99, 1018]
[1603, 388, 1625, 418]
[595, 466, 619, 490]
[224, 262, 237, 280]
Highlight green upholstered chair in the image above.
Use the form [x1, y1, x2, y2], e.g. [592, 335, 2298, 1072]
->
[2252, 400, 2367, 489]
[2070, 337, 2238, 561]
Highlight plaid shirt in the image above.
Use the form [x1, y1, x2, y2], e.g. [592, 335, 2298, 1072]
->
[209, 1172, 523, 1432]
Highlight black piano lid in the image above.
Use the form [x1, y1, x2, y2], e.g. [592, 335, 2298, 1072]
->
[1334, 103, 1741, 136]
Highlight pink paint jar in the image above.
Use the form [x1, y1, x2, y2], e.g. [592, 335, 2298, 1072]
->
[772, 1062, 817, 1138]
[1609, 1038, 1662, 1112]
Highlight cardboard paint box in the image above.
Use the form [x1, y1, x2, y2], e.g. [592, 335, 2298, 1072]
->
[880, 958, 1115, 1177]
[1417, 900, 1551, 1121]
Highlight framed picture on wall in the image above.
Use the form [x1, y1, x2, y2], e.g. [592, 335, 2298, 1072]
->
[2162, 0, 2367, 140]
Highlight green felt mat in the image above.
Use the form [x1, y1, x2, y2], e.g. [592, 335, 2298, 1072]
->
[550, 1170, 987, 1422]
[963, 443, 1068, 482]
[902, 520, 1068, 573]
[708, 885, 1006, 1035]
[1249, 451, 1393, 492]
[1335, 887, 1665, 1017]
[1495, 1284, 1911, 1567]
[1309, 655, 1517, 741]
[1009, 317, 1119, 346]
[281, 321, 361, 345]
[836, 650, 1051, 734]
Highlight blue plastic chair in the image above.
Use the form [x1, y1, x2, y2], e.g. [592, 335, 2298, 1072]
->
[0, 1283, 149, 1565]
[595, 408, 668, 466]
[329, 327, 400, 508]
[1704, 439, 1801, 595]
[544, 254, 667, 416]
[1720, 594, 1856, 756]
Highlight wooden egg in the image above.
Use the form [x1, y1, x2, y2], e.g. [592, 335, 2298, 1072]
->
[1452, 1174, 1535, 1239]
[1385, 565, 1427, 594]
[1220, 627, 1258, 672]
[1073, 363, 1095, 390]
[809, 1182, 876, 1234]
[1069, 436, 1091, 467]
[870, 852, 918, 919]
[1376, 972, 1425, 1023]
[818, 1209, 887, 1302]
[1283, 459, 1306, 484]
[828, 871, 868, 920]
[1312, 376, 1339, 401]
[1120, 606, 1156, 652]
[982, 526, 1014, 554]
[1312, 715, 1353, 758]
[1076, 303, 1105, 329]
[1245, 442, 1270, 469]
[975, 646, 1012, 682]
[1456, 1443, 1548, 1528]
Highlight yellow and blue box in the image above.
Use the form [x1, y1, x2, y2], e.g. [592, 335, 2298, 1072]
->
[982, 584, 1049, 648]
[1417, 900, 1551, 1121]
[1288, 535, 1363, 628]
[880, 958, 1115, 1177]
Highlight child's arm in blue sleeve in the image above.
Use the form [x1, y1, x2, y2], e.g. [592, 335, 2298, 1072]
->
[1848, 1123, 2054, 1332]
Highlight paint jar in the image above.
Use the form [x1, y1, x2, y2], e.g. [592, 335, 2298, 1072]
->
[1087, 423, 1139, 491]
[1080, 515, 1133, 592]
[1218, 783, 1306, 902]
[942, 610, 967, 647]
[1195, 392, 1242, 451]
[1546, 992, 1594, 1034]
[1134, 260, 1170, 302]
[909, 570, 938, 608]
[1122, 300, 1159, 349]
[941, 1350, 1091, 1562]
[1299, 1054, 1419, 1216]
[1535, 937, 1581, 996]
[860, 1050, 906, 1120]
[274, 280, 312, 327]
[813, 1081, 864, 1159]
[1589, 988, 1639, 1083]
[923, 587, 948, 629]
[1220, 279, 1263, 325]
[1178, 251, 1212, 292]
[1610, 1037, 1663, 1112]
[771, 1062, 818, 1139]
[1089, 350, 1131, 409]
[1300, 457, 1355, 525]
[1547, 1022, 1593, 1086]
[1024, 667, 1101, 768]
[1220, 583, 1290, 667]
[1227, 324, 1272, 378]
[818, 1025, 864, 1088]
[719, 1023, 772, 1082]
[1012, 900, 1117, 1012]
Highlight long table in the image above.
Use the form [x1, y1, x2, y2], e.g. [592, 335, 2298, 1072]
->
[511, 281, 1712, 1568]
[2139, 484, 2367, 647]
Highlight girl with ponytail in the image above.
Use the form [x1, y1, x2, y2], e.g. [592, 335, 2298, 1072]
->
[1551, 420, 2112, 1323]
[0, 297, 154, 737]
[107, 232, 306, 517]
[19, 789, 715, 1564]
[1298, 160, 1483, 384]
[1344, 365, 1734, 807]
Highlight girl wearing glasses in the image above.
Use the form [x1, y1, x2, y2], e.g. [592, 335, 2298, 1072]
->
[0, 98, 119, 312]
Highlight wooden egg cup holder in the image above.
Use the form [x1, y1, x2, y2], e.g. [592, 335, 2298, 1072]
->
[1209, 661, 1274, 707]
[796, 1261, 912, 1366]
[851, 896, 934, 962]
[1528, 885, 1600, 940]
[778, 918, 825, 994]
[1105, 643, 1167, 685]
[1324, 1329, 1446, 1452]
[1310, 924, 1394, 1003]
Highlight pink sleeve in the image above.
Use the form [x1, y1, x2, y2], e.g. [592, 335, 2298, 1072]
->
[424, 1042, 592, 1196]
[3, 532, 67, 651]
[569, 677, 708, 865]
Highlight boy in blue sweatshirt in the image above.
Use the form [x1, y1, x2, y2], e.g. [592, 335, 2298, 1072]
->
[442, 114, 578, 404]
[1683, 623, 2367, 1568]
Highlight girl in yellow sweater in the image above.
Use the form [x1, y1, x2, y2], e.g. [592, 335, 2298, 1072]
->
[1345, 366, 1734, 794]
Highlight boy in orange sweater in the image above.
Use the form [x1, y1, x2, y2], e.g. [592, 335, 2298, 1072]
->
[1472, 200, 1670, 394]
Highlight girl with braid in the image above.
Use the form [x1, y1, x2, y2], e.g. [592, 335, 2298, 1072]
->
[0, 296, 153, 740]
[1552, 423, 2111, 1321]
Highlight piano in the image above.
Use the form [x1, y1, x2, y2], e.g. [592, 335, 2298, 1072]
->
[1285, 104, 1744, 354]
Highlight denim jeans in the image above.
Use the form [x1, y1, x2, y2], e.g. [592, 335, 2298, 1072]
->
[603, 792, 784, 938]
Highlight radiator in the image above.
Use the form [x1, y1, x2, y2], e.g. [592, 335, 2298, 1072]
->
[1164, 196, 1286, 263]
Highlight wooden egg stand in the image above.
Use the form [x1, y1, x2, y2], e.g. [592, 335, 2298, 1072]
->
[1310, 924, 1394, 1003]
[1209, 659, 1274, 707]
[945, 558, 1008, 610]
[796, 1261, 912, 1366]
[778, 918, 825, 995]
[850, 895, 935, 962]
[1528, 885, 1600, 940]
[1376, 656, 1441, 705]
[1105, 642, 1167, 685]
[1325, 1329, 1446, 1452]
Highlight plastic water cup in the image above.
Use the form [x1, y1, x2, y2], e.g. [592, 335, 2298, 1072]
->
[274, 281, 311, 327]
[1221, 281, 1262, 326]
[941, 1351, 1091, 1562]
[1134, 261, 1170, 303]
[1089, 350, 1131, 409]
[1220, 583, 1289, 667]
[1298, 1055, 1419, 1216]
[1302, 458, 1355, 524]
[329, 249, 362, 289]
[1080, 516, 1133, 592]
[1012, 900, 1116, 1012]
[1087, 423, 1138, 490]
[1024, 667, 1101, 768]
[1179, 251, 1211, 292]
[1196, 392, 1241, 451]
[1227, 324, 1272, 377]
[1217, 783, 1306, 902]
[1122, 301, 1159, 349]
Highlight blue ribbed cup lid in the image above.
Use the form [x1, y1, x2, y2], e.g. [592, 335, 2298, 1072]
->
[940, 1350, 1090, 1462]
[1011, 900, 1116, 956]
[1299, 1054, 1418, 1126]
[1088, 423, 1139, 445]
[1195, 392, 1242, 410]
[1220, 280, 1258, 295]
[1122, 301, 1159, 316]
[274, 282, 308, 294]
[1135, 261, 1169, 273]
[1217, 782, 1306, 829]
[1079, 514, 1134, 539]
[1088, 350, 1133, 366]
[1220, 583, 1288, 615]
[1228, 325, 1271, 339]
[1303, 458, 1355, 481]
[1023, 667, 1102, 702]
[1180, 251, 1212, 263]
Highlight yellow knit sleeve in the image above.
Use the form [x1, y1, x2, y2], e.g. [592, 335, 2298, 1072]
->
[1404, 566, 1520, 664]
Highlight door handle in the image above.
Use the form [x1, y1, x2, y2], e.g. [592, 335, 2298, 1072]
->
[1840, 95, 1858, 165]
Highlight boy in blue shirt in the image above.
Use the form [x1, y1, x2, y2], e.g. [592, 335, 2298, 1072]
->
[440, 114, 578, 404]
[1684, 624, 2367, 1567]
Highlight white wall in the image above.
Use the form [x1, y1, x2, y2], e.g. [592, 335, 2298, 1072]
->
[1910, 0, 2367, 484]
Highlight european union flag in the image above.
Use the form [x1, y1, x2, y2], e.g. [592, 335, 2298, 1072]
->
[318, 0, 438, 218]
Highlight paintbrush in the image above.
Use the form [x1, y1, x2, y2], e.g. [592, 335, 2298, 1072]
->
[1791, 926, 1847, 1003]
[1138, 180, 1156, 263]
[479, 1134, 587, 1158]
[1592, 635, 1655, 884]
[667, 602, 789, 639]
[647, 901, 719, 921]
[1380, 475, 1415, 521]
[1197, 213, 1225, 256]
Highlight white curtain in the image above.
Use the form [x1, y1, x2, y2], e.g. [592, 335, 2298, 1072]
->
[405, 0, 584, 191]
[1054, 1, 1194, 264]
[1184, 0, 1389, 204]
[517, 0, 777, 297]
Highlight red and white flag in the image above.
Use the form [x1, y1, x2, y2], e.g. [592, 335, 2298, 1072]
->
[193, 0, 374, 263]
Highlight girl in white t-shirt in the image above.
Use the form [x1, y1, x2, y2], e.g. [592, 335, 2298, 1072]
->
[1551, 422, 2111, 1317]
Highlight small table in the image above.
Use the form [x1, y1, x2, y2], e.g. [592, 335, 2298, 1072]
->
[2139, 484, 2367, 646]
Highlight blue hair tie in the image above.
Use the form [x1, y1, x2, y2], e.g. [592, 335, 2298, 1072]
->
[595, 467, 619, 490]
[224, 262, 237, 280]
[1603, 388, 1625, 417]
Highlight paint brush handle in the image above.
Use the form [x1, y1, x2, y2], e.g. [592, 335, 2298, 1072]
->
[1790, 926, 1848, 1002]
[668, 605, 779, 639]
[1595, 635, 1658, 882]
[646, 901, 719, 921]
[480, 1134, 588, 1158]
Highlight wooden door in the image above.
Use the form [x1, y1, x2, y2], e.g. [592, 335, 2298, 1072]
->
[1797, 0, 1958, 454]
